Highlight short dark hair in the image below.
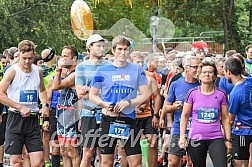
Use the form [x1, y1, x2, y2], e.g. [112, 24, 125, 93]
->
[199, 58, 218, 77]
[18, 40, 36, 53]
[232, 53, 247, 76]
[225, 50, 237, 58]
[112, 36, 130, 50]
[224, 58, 242, 76]
[245, 44, 252, 52]
[63, 46, 78, 59]
[33, 55, 42, 65]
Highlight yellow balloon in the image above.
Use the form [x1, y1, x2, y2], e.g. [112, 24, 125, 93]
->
[71, 0, 94, 40]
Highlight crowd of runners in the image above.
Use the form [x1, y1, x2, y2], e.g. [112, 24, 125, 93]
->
[0, 35, 251, 167]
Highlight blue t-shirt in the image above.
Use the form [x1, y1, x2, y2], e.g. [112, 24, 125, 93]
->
[219, 74, 252, 95]
[50, 76, 64, 109]
[229, 77, 252, 135]
[3, 65, 11, 74]
[91, 62, 148, 119]
[219, 76, 234, 95]
[75, 59, 110, 117]
[167, 78, 200, 135]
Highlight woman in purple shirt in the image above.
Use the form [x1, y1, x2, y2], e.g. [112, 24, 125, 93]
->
[179, 59, 232, 167]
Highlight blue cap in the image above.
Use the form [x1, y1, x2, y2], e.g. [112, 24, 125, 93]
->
[128, 38, 135, 50]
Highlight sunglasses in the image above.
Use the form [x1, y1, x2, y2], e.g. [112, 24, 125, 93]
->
[189, 65, 199, 69]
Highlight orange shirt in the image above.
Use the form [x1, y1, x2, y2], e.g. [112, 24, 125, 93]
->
[136, 101, 152, 118]
[136, 71, 155, 118]
[148, 68, 162, 85]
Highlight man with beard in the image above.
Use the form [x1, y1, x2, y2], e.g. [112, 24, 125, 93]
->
[52, 46, 80, 167]
[224, 57, 252, 167]
[75, 34, 110, 167]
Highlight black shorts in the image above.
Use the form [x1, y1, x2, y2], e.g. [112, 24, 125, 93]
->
[99, 114, 142, 156]
[0, 113, 7, 145]
[232, 134, 252, 160]
[136, 116, 158, 135]
[168, 134, 186, 156]
[5, 111, 43, 155]
[81, 117, 100, 148]
[49, 108, 58, 141]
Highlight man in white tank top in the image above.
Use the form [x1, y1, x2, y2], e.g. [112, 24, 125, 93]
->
[0, 40, 49, 167]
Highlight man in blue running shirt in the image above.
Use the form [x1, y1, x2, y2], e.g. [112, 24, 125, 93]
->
[225, 57, 252, 167]
[89, 36, 150, 167]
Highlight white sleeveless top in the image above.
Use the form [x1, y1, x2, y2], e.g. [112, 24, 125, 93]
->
[7, 64, 40, 112]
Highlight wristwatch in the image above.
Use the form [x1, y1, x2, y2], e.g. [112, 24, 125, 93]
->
[139, 107, 144, 113]
[225, 138, 232, 142]
[42, 103, 49, 108]
[153, 113, 160, 119]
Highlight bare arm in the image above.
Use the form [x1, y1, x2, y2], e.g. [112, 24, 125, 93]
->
[149, 76, 161, 128]
[38, 68, 47, 105]
[112, 84, 151, 113]
[229, 113, 236, 126]
[160, 101, 173, 128]
[132, 84, 151, 107]
[150, 76, 161, 115]
[90, 84, 151, 112]
[222, 105, 232, 153]
[180, 102, 192, 139]
[52, 71, 75, 90]
[221, 105, 232, 139]
[167, 113, 173, 128]
[38, 68, 49, 117]
[89, 86, 110, 108]
[179, 102, 192, 150]
[162, 101, 182, 115]
[76, 84, 89, 100]
[47, 77, 53, 108]
[0, 67, 22, 110]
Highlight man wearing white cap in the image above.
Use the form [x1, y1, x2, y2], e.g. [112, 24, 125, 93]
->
[75, 34, 110, 167]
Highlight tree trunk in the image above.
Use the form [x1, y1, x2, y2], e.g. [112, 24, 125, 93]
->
[221, 0, 242, 52]
[221, 0, 229, 51]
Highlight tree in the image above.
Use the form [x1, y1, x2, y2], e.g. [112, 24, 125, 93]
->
[0, 0, 251, 54]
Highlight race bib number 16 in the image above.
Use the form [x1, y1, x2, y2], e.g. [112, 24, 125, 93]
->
[20, 90, 38, 103]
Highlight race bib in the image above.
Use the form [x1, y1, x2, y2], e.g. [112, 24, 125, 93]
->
[19, 90, 38, 103]
[197, 107, 218, 123]
[108, 122, 130, 139]
[95, 110, 102, 124]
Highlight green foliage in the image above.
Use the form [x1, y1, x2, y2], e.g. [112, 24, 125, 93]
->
[0, 0, 251, 54]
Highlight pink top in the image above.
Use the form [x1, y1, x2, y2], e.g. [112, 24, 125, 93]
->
[185, 86, 228, 140]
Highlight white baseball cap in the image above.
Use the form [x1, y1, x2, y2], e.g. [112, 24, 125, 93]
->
[86, 34, 105, 47]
